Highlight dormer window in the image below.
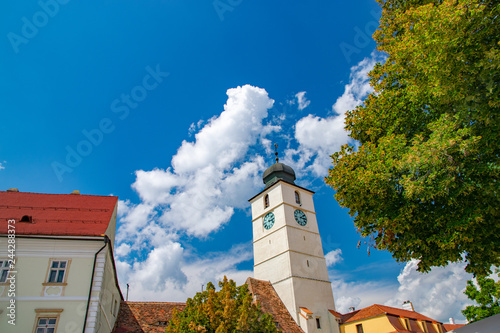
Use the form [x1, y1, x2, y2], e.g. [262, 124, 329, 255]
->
[264, 194, 270, 208]
[20, 215, 32, 222]
[295, 191, 301, 205]
[155, 321, 168, 326]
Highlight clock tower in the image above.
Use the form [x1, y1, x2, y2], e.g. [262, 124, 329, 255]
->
[249, 159, 340, 333]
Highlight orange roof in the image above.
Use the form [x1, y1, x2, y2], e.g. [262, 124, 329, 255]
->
[343, 304, 440, 324]
[246, 278, 304, 333]
[443, 324, 465, 331]
[0, 191, 118, 237]
[113, 302, 186, 333]
[329, 309, 343, 318]
[300, 307, 313, 314]
[113, 280, 304, 333]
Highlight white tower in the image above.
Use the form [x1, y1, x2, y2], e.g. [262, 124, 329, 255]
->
[249, 159, 340, 333]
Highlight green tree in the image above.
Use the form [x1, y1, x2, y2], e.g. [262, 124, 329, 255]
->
[462, 271, 500, 322]
[326, 0, 499, 275]
[166, 276, 279, 333]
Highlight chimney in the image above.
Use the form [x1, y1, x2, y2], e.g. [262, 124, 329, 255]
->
[449, 318, 455, 325]
[402, 300, 414, 311]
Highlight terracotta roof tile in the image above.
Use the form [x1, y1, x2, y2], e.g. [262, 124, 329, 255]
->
[246, 278, 304, 333]
[300, 307, 313, 314]
[0, 191, 117, 237]
[443, 324, 465, 331]
[343, 304, 440, 324]
[114, 280, 304, 333]
[387, 314, 413, 333]
[340, 309, 361, 323]
[329, 309, 343, 319]
[113, 301, 186, 333]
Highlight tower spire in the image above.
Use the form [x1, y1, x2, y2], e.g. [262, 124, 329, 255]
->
[263, 143, 296, 188]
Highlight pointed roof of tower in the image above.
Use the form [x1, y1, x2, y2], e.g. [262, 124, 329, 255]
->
[262, 143, 297, 188]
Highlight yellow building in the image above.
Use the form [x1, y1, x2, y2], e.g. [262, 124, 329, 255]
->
[0, 189, 122, 333]
[336, 304, 447, 333]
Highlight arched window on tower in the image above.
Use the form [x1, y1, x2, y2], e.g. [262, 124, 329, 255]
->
[264, 194, 269, 208]
[295, 191, 301, 205]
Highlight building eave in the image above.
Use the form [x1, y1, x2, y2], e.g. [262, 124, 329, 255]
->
[248, 179, 315, 203]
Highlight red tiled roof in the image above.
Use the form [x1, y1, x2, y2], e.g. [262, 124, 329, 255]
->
[387, 314, 413, 333]
[246, 277, 304, 333]
[300, 307, 313, 314]
[443, 324, 465, 331]
[0, 191, 117, 237]
[329, 309, 343, 318]
[340, 309, 361, 323]
[343, 304, 440, 324]
[113, 280, 304, 333]
[113, 302, 186, 333]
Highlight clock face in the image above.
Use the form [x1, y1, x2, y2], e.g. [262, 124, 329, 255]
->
[294, 209, 307, 226]
[263, 212, 275, 230]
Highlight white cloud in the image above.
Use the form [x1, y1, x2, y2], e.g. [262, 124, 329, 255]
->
[0, 161, 5, 170]
[115, 85, 276, 302]
[117, 243, 253, 302]
[332, 277, 396, 314]
[171, 85, 274, 174]
[295, 91, 311, 111]
[115, 243, 131, 257]
[385, 260, 473, 324]
[122, 85, 276, 239]
[331, 53, 382, 115]
[332, 260, 473, 323]
[293, 113, 349, 176]
[288, 51, 385, 177]
[325, 249, 343, 267]
[188, 119, 205, 136]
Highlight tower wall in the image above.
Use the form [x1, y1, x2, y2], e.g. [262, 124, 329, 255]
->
[250, 178, 339, 333]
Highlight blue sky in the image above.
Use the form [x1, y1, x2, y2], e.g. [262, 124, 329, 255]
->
[1, 0, 473, 323]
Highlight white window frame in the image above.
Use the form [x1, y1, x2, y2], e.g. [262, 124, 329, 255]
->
[33, 309, 63, 333]
[35, 317, 57, 333]
[44, 259, 71, 285]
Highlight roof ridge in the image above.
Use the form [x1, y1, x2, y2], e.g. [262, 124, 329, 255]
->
[124, 301, 187, 304]
[0, 191, 117, 198]
[375, 304, 439, 323]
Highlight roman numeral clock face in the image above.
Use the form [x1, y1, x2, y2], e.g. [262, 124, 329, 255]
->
[294, 209, 307, 226]
[263, 212, 275, 230]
